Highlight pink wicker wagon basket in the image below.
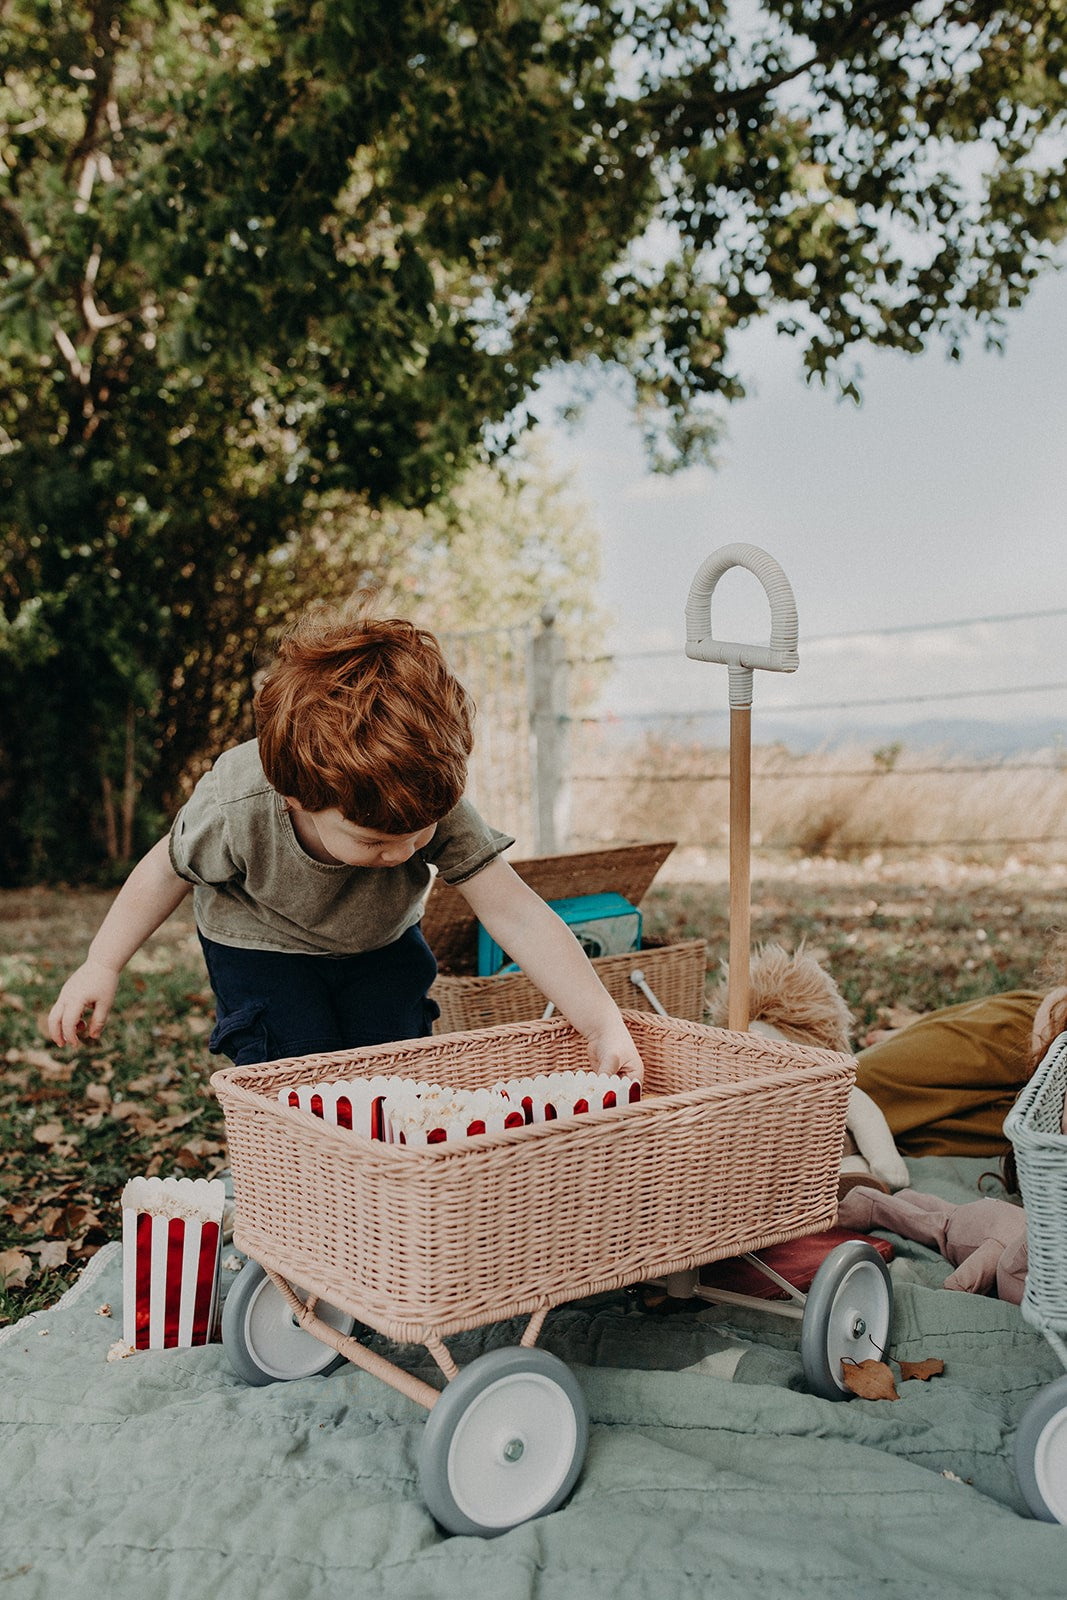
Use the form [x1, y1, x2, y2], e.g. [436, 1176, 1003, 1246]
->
[211, 978, 887, 1538]
[211, 1009, 852, 1344]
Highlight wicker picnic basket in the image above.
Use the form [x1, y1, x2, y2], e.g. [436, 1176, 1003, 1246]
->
[431, 937, 708, 1031]
[1005, 1030, 1067, 1340]
[422, 840, 708, 1029]
[211, 1010, 853, 1345]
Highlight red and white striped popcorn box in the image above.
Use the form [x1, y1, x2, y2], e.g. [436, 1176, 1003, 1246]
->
[383, 1084, 526, 1146]
[279, 1070, 640, 1146]
[494, 1070, 642, 1123]
[121, 1176, 226, 1350]
[277, 1075, 401, 1139]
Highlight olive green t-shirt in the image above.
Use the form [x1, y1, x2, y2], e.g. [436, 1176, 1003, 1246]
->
[168, 740, 513, 956]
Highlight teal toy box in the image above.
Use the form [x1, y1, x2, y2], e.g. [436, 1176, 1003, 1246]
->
[477, 892, 642, 976]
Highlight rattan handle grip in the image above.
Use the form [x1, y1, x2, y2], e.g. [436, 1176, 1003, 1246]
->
[685, 543, 800, 707]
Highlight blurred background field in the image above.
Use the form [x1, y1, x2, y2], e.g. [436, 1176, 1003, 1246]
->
[567, 733, 1067, 859]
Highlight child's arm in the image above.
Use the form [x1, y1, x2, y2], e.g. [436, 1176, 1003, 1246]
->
[456, 858, 644, 1078]
[46, 836, 193, 1047]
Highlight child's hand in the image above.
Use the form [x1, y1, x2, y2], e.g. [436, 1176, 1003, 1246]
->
[46, 960, 121, 1048]
[584, 1018, 645, 1084]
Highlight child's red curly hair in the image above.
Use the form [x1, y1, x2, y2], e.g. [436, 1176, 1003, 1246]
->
[254, 601, 474, 832]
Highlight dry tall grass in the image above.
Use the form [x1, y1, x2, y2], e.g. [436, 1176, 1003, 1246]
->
[567, 733, 1067, 863]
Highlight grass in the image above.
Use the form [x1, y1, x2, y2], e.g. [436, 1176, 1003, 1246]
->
[0, 889, 221, 1326]
[641, 858, 1064, 1029]
[2, 858, 1063, 1326]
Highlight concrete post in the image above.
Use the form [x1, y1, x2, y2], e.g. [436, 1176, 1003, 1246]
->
[528, 604, 570, 854]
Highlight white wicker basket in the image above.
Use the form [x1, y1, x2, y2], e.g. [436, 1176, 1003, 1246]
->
[1005, 1030, 1067, 1339]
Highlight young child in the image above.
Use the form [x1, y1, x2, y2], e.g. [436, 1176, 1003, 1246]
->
[47, 602, 643, 1079]
[853, 930, 1067, 1160]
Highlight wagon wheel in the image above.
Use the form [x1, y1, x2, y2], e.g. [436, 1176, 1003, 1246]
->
[418, 1346, 589, 1537]
[222, 1259, 357, 1386]
[800, 1240, 894, 1401]
[1014, 1374, 1067, 1523]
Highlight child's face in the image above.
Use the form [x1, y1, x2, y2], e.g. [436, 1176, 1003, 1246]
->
[287, 803, 437, 868]
[1032, 985, 1067, 1064]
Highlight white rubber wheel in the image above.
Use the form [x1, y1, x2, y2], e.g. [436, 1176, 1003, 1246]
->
[801, 1240, 893, 1400]
[222, 1259, 357, 1386]
[1015, 1374, 1067, 1523]
[418, 1346, 589, 1537]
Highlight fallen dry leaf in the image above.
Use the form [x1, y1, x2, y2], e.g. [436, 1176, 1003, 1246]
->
[10, 1047, 75, 1081]
[900, 1357, 946, 1382]
[30, 1123, 79, 1157]
[33, 1182, 82, 1206]
[109, 1101, 155, 1129]
[27, 1241, 70, 1270]
[0, 1248, 33, 1289]
[40, 1204, 98, 1238]
[125, 1073, 170, 1095]
[153, 1111, 200, 1134]
[841, 1359, 900, 1401]
[32, 1122, 67, 1146]
[173, 1138, 226, 1166]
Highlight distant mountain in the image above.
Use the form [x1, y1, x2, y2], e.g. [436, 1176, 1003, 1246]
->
[777, 717, 1066, 758]
[746, 716, 1066, 758]
[595, 712, 1066, 757]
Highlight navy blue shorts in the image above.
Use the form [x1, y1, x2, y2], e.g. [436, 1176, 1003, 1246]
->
[199, 925, 440, 1067]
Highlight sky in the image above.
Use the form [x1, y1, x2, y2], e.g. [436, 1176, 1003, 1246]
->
[533, 268, 1067, 751]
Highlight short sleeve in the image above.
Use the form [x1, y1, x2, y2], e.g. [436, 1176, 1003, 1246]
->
[168, 768, 239, 887]
[423, 798, 514, 886]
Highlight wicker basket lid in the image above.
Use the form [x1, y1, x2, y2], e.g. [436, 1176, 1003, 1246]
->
[422, 840, 676, 974]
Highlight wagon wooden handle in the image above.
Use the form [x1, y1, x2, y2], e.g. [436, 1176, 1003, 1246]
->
[684, 544, 800, 1031]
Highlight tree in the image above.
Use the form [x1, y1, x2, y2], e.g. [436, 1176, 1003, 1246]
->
[2, 1, 1064, 882]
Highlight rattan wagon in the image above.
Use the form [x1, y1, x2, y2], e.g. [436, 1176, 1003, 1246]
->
[211, 1009, 894, 1537]
[1005, 1028, 1067, 1523]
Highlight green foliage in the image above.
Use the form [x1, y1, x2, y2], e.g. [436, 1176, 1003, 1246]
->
[2, 1, 1065, 882]
[258, 438, 606, 640]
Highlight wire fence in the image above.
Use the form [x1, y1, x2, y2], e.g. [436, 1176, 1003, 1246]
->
[440, 621, 536, 853]
[565, 758, 1067, 856]
[442, 606, 1067, 860]
[568, 677, 1067, 722]
[560, 605, 1067, 858]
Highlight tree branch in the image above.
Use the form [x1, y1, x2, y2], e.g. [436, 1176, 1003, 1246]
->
[643, 0, 928, 132]
[63, 0, 122, 184]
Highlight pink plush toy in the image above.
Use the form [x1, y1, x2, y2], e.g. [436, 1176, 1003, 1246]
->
[838, 1185, 1028, 1304]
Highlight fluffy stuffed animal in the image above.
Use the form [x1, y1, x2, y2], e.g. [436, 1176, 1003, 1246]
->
[706, 943, 909, 1192]
[838, 1185, 1028, 1303]
[706, 941, 854, 1054]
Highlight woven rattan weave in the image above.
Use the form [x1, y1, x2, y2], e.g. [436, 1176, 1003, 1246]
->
[431, 938, 708, 1032]
[1005, 1031, 1067, 1338]
[212, 1010, 853, 1345]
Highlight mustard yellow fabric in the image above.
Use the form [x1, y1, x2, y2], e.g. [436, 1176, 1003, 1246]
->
[853, 990, 1043, 1157]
